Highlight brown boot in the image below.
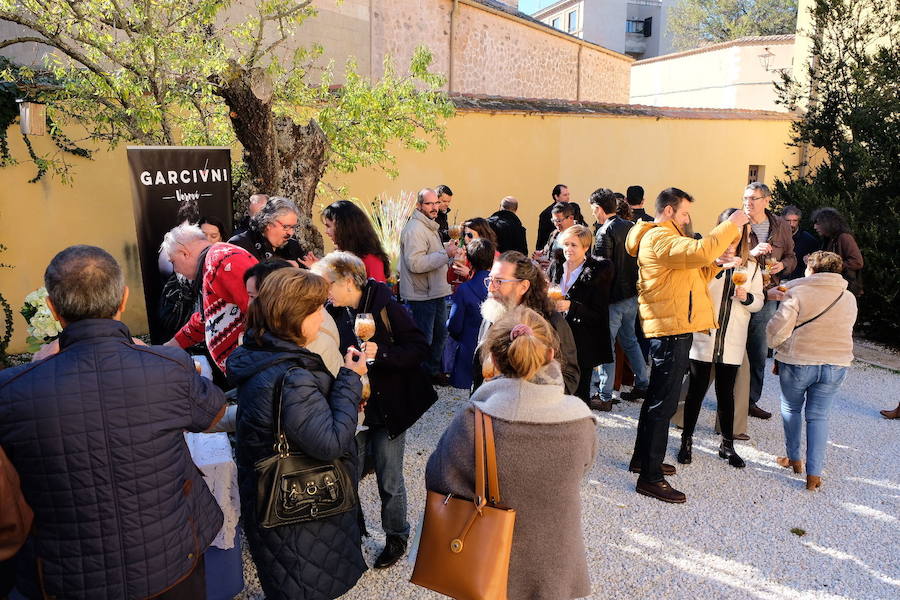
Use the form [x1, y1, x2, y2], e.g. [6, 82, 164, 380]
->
[806, 475, 822, 491]
[776, 456, 804, 473]
[880, 403, 900, 419]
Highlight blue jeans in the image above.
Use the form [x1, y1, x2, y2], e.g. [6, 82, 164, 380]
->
[356, 426, 410, 539]
[596, 297, 650, 400]
[778, 363, 848, 477]
[746, 299, 779, 405]
[408, 297, 449, 376]
[631, 333, 693, 483]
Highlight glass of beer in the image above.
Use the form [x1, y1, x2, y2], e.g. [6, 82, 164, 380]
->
[448, 224, 463, 240]
[354, 313, 377, 365]
[547, 285, 565, 303]
[731, 267, 749, 287]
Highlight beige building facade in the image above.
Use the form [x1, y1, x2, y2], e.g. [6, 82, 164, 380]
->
[0, 0, 632, 104]
[629, 35, 796, 111]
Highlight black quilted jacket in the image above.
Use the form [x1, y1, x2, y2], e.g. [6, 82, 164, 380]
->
[0, 319, 225, 599]
[227, 333, 366, 600]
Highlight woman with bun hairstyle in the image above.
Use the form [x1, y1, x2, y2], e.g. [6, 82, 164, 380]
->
[425, 306, 597, 600]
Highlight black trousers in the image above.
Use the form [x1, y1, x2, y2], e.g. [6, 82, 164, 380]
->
[630, 333, 693, 483]
[682, 360, 739, 441]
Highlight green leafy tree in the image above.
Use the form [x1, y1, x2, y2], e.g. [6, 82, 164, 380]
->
[0, 0, 454, 250]
[667, 0, 799, 50]
[775, 0, 900, 345]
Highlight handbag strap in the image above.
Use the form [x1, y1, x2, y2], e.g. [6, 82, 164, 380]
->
[272, 366, 300, 456]
[794, 291, 845, 330]
[380, 307, 394, 343]
[474, 408, 486, 509]
[483, 413, 501, 504]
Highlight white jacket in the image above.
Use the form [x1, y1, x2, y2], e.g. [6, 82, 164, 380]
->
[690, 262, 764, 365]
[399, 209, 452, 301]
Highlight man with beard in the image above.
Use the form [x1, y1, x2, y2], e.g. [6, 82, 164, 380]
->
[228, 196, 305, 264]
[471, 251, 580, 394]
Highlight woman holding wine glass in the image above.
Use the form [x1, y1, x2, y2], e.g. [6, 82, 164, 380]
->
[677, 208, 764, 468]
[547, 224, 614, 404]
[447, 217, 499, 288]
[311, 251, 435, 569]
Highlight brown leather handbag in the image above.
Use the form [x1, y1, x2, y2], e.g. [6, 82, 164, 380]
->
[1, 446, 33, 561]
[410, 409, 516, 600]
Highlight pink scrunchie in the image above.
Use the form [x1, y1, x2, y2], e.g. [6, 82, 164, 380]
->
[509, 324, 533, 341]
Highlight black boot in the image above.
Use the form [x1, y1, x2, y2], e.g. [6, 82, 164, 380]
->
[677, 436, 693, 465]
[374, 534, 407, 569]
[718, 440, 745, 469]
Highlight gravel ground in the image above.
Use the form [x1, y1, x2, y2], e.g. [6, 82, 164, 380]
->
[240, 358, 900, 599]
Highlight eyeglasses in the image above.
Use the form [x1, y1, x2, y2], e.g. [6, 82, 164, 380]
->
[465, 232, 475, 239]
[742, 194, 770, 203]
[420, 201, 440, 207]
[551, 217, 571, 225]
[274, 219, 299, 232]
[484, 276, 522, 289]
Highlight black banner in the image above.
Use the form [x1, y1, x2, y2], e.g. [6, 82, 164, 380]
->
[127, 146, 232, 343]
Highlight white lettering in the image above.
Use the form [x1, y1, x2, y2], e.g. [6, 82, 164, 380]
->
[211, 170, 222, 182]
[140, 171, 152, 185]
[180, 170, 191, 184]
[155, 172, 166, 185]
[175, 189, 200, 202]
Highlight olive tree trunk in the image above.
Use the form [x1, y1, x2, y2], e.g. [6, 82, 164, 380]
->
[216, 63, 327, 252]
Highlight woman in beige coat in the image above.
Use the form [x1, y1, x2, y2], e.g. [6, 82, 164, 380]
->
[767, 251, 857, 491]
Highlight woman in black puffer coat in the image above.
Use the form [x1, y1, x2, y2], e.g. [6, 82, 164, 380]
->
[227, 268, 368, 600]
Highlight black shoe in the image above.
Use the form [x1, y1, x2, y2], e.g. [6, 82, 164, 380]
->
[589, 393, 613, 412]
[621, 387, 647, 402]
[749, 404, 772, 419]
[636, 478, 687, 503]
[373, 535, 408, 569]
[677, 436, 693, 465]
[629, 462, 676, 476]
[718, 441, 746, 469]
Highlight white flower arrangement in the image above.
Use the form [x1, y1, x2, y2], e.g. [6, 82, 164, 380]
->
[21, 287, 62, 350]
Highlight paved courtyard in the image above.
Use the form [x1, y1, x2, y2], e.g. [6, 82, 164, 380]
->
[242, 357, 900, 599]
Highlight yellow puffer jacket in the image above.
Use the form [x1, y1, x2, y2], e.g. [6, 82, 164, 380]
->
[626, 219, 740, 338]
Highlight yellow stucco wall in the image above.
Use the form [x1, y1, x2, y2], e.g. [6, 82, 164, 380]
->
[0, 111, 795, 353]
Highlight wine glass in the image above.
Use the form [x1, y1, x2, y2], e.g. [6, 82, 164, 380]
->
[547, 284, 564, 303]
[354, 313, 377, 366]
[448, 224, 463, 241]
[731, 267, 749, 287]
[356, 374, 370, 433]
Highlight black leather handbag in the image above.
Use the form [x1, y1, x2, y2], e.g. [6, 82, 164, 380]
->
[254, 367, 357, 528]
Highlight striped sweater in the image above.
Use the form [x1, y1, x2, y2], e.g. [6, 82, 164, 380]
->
[174, 243, 257, 372]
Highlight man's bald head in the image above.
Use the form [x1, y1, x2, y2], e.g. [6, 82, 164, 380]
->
[500, 196, 518, 212]
[249, 194, 269, 217]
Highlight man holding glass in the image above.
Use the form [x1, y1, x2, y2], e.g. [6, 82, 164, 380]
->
[399, 188, 459, 384]
[743, 182, 796, 420]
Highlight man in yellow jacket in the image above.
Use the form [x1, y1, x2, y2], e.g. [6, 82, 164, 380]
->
[626, 188, 748, 503]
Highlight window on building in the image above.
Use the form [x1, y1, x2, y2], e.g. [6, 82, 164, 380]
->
[748, 165, 766, 184]
[626, 19, 644, 34]
[551, 17, 560, 29]
[626, 17, 653, 37]
[568, 10, 578, 33]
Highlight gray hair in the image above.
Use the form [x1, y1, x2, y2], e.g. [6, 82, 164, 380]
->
[417, 188, 437, 205]
[782, 204, 802, 218]
[44, 245, 125, 323]
[160, 223, 207, 260]
[252, 196, 300, 233]
[500, 196, 518, 211]
[744, 181, 771, 197]
[311, 251, 368, 290]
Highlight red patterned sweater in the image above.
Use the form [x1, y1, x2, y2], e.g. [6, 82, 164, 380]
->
[174, 243, 258, 373]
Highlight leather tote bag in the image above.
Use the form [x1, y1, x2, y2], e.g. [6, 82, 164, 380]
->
[254, 367, 357, 528]
[410, 409, 516, 600]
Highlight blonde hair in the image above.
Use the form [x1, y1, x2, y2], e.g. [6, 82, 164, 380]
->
[311, 251, 368, 289]
[246, 268, 329, 346]
[805, 250, 843, 274]
[484, 306, 559, 381]
[557, 224, 593, 249]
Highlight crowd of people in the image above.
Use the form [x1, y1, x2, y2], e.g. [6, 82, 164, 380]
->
[0, 180, 880, 599]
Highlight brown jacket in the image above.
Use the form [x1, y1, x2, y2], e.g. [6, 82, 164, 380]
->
[748, 210, 796, 286]
[425, 363, 597, 600]
[626, 219, 741, 338]
[766, 273, 857, 367]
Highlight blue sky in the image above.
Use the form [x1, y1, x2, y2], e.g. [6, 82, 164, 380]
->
[518, 0, 554, 15]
